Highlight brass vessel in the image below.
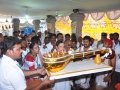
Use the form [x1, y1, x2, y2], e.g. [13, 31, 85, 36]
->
[94, 54, 102, 64]
[43, 55, 73, 72]
[43, 48, 109, 72]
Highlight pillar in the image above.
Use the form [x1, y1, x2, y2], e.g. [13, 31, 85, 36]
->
[33, 19, 40, 32]
[46, 15, 56, 33]
[12, 18, 20, 31]
[69, 9, 85, 38]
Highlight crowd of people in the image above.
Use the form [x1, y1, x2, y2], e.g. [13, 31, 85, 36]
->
[0, 30, 120, 90]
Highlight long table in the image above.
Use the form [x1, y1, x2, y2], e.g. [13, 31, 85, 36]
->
[47, 60, 112, 80]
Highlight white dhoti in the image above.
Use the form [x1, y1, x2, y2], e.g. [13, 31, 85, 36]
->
[96, 73, 108, 87]
[52, 79, 71, 90]
[75, 75, 91, 89]
[95, 58, 109, 88]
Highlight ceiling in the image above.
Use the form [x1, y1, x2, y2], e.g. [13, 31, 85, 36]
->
[0, 0, 120, 19]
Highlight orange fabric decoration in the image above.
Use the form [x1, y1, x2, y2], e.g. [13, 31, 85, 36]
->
[103, 39, 113, 48]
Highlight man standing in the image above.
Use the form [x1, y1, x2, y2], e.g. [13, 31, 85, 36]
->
[0, 37, 26, 90]
[0, 36, 54, 90]
[97, 32, 107, 49]
[112, 33, 120, 85]
[75, 36, 94, 89]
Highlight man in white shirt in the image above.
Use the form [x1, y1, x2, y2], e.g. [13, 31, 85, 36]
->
[21, 39, 29, 62]
[57, 33, 64, 42]
[40, 36, 51, 55]
[0, 55, 26, 90]
[96, 39, 115, 88]
[46, 33, 57, 52]
[0, 37, 26, 90]
[0, 36, 54, 90]
[75, 36, 94, 89]
[112, 33, 120, 85]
